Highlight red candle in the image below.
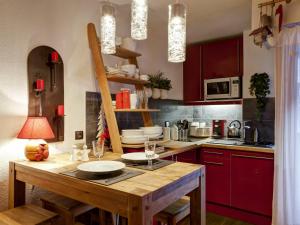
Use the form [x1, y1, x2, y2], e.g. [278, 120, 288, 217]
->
[36, 79, 44, 91]
[51, 51, 59, 63]
[116, 92, 123, 109]
[122, 90, 130, 109]
[57, 105, 64, 116]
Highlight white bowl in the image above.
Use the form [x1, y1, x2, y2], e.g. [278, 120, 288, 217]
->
[122, 129, 144, 137]
[140, 126, 163, 135]
[121, 135, 148, 144]
[121, 64, 136, 76]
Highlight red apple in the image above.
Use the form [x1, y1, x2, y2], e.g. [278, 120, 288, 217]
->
[35, 153, 43, 161]
[43, 150, 49, 159]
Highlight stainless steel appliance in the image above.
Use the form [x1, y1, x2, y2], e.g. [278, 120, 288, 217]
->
[227, 120, 242, 138]
[204, 77, 241, 100]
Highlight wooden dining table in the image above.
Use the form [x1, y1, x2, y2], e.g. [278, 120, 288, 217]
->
[9, 152, 206, 225]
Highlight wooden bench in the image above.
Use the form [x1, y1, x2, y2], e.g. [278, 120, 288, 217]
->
[0, 204, 57, 225]
[155, 197, 190, 225]
[40, 194, 95, 225]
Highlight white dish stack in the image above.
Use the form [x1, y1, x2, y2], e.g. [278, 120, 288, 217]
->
[121, 126, 163, 144]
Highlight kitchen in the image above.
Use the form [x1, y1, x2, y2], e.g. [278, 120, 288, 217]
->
[0, 0, 300, 225]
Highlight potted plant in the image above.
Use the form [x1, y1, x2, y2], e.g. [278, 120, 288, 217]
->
[249, 72, 271, 121]
[147, 72, 163, 99]
[159, 77, 172, 99]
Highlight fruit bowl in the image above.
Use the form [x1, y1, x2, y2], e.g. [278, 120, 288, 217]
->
[25, 143, 49, 161]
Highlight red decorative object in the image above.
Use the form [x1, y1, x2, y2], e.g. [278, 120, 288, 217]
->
[275, 5, 283, 32]
[18, 117, 55, 139]
[17, 117, 55, 161]
[57, 105, 64, 116]
[122, 89, 130, 109]
[51, 51, 59, 63]
[116, 92, 123, 109]
[36, 79, 45, 91]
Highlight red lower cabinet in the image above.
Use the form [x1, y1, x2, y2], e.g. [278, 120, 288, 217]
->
[176, 149, 198, 164]
[200, 148, 230, 206]
[230, 151, 274, 216]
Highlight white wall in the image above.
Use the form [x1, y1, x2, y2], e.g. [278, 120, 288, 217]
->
[243, 30, 275, 98]
[244, 0, 300, 99]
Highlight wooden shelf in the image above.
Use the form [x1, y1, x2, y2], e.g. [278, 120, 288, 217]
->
[113, 47, 141, 59]
[114, 109, 160, 112]
[107, 74, 149, 85]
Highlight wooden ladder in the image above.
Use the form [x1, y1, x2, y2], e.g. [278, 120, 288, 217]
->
[87, 23, 160, 154]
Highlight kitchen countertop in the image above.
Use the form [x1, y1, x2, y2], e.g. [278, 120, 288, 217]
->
[158, 138, 274, 158]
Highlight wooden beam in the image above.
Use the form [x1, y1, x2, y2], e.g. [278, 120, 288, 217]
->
[87, 23, 123, 153]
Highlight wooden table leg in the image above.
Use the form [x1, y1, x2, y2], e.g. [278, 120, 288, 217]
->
[189, 168, 206, 225]
[8, 162, 26, 208]
[128, 195, 152, 225]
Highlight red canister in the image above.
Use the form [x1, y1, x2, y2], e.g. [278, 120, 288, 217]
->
[116, 92, 123, 109]
[122, 89, 130, 109]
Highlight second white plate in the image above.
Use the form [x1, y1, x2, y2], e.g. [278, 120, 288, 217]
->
[121, 152, 159, 162]
[77, 161, 125, 174]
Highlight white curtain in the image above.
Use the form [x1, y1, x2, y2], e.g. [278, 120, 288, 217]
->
[273, 25, 300, 225]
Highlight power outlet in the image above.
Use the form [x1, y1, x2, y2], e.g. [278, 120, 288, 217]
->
[75, 131, 84, 140]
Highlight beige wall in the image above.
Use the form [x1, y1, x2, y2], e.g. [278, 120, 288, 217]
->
[0, 1, 183, 210]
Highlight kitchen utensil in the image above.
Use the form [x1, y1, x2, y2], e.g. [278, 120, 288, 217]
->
[121, 152, 159, 162]
[77, 161, 125, 174]
[122, 129, 144, 137]
[121, 135, 148, 144]
[227, 120, 242, 138]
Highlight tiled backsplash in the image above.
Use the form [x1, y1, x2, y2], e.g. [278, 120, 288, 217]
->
[86, 92, 274, 145]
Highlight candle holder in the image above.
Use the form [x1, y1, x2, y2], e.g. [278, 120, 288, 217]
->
[47, 51, 61, 91]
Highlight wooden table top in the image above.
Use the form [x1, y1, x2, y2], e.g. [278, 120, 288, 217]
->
[12, 152, 204, 198]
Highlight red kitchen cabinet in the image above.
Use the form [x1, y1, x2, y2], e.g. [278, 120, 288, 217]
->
[176, 149, 198, 164]
[230, 151, 274, 216]
[202, 36, 243, 79]
[200, 148, 230, 206]
[183, 44, 203, 103]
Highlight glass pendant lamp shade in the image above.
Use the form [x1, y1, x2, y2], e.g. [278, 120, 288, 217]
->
[131, 0, 148, 40]
[168, 3, 187, 63]
[101, 4, 116, 54]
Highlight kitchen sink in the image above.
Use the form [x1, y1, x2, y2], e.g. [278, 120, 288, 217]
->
[207, 139, 274, 149]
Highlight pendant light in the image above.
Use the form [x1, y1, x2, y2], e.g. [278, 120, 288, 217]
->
[101, 3, 116, 54]
[131, 0, 148, 40]
[168, 2, 187, 63]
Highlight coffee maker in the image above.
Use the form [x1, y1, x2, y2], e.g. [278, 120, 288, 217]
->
[212, 120, 226, 138]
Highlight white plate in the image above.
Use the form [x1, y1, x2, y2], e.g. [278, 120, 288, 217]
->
[121, 135, 148, 144]
[77, 161, 125, 174]
[121, 152, 159, 162]
[140, 126, 163, 135]
[122, 129, 144, 137]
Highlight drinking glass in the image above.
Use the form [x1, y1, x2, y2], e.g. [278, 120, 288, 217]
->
[92, 140, 105, 159]
[145, 141, 156, 168]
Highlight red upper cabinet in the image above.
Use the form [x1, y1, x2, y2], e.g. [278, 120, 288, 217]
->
[183, 44, 202, 102]
[202, 36, 243, 79]
[230, 151, 274, 216]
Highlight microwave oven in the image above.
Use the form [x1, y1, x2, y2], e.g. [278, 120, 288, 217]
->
[204, 77, 241, 100]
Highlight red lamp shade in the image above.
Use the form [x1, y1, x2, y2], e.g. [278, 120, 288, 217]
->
[17, 117, 55, 140]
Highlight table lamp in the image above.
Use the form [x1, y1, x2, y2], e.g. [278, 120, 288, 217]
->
[17, 117, 55, 161]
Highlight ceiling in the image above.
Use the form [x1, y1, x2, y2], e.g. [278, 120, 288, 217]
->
[101, 0, 251, 43]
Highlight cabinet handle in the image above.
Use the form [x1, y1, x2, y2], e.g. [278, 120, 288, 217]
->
[203, 161, 224, 166]
[231, 154, 273, 160]
[203, 151, 224, 155]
